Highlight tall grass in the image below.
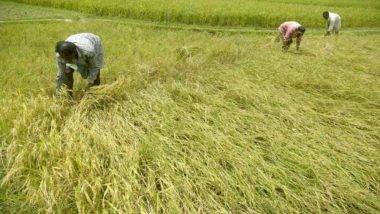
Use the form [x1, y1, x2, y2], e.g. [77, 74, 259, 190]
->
[1, 18, 379, 212]
[5, 0, 380, 28]
[256, 0, 380, 9]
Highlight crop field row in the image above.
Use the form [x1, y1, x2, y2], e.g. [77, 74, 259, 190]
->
[5, 0, 380, 28]
[256, 0, 380, 9]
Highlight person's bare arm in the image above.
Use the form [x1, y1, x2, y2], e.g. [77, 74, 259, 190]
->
[296, 36, 302, 50]
[282, 39, 292, 51]
[282, 30, 293, 51]
[56, 56, 66, 91]
[325, 20, 331, 36]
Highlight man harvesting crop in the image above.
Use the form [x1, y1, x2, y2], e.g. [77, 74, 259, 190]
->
[323, 11, 341, 36]
[55, 33, 104, 96]
[276, 21, 306, 52]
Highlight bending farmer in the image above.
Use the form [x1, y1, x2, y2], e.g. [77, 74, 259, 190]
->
[276, 21, 306, 51]
[323, 11, 341, 36]
[55, 33, 104, 96]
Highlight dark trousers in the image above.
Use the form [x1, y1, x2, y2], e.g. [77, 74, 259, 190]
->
[63, 68, 100, 97]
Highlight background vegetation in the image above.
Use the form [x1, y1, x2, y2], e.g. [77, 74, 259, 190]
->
[4, 0, 380, 28]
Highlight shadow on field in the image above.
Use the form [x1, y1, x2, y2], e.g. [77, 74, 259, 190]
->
[288, 50, 316, 57]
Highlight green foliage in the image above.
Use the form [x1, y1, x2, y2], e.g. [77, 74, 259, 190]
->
[256, 0, 380, 9]
[5, 0, 380, 28]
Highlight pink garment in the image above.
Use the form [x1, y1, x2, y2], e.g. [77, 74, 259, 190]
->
[278, 21, 301, 41]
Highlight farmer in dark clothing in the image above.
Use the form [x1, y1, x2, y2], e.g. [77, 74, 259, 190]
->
[55, 33, 104, 96]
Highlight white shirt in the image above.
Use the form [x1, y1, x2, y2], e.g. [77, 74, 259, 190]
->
[56, 33, 104, 85]
[327, 12, 341, 32]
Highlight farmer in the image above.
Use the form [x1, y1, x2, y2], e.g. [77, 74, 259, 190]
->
[323, 11, 341, 36]
[55, 33, 104, 96]
[276, 21, 306, 51]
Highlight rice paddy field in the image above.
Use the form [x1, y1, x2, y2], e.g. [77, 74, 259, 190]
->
[0, 1, 379, 213]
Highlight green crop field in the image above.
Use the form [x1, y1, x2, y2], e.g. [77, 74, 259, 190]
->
[0, 1, 379, 213]
[256, 0, 380, 9]
[5, 0, 380, 28]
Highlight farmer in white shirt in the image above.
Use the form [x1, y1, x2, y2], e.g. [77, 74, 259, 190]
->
[55, 33, 104, 96]
[323, 11, 341, 36]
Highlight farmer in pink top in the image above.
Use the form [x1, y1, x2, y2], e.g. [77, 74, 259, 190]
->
[276, 21, 306, 51]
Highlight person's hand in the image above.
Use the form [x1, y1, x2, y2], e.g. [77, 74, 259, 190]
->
[64, 68, 73, 74]
[85, 82, 94, 90]
[282, 40, 292, 51]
